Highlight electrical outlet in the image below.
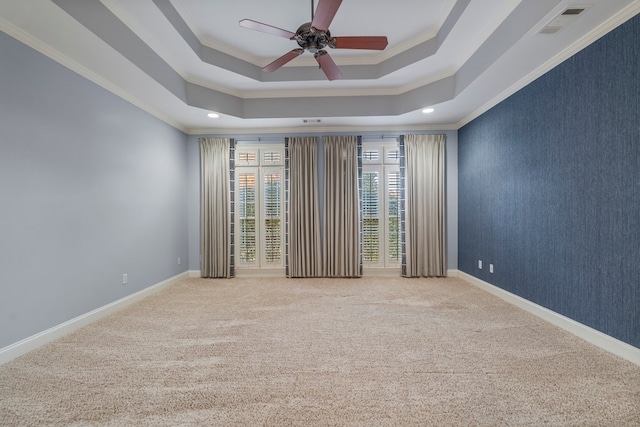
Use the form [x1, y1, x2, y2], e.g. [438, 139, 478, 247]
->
[489, 264, 494, 273]
[478, 260, 483, 269]
[177, 257, 181, 265]
[122, 273, 128, 285]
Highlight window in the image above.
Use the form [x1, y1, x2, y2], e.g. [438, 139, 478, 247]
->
[235, 144, 285, 269]
[361, 143, 401, 269]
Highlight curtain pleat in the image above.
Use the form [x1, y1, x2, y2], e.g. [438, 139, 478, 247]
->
[323, 136, 361, 277]
[404, 134, 446, 277]
[287, 137, 322, 277]
[200, 138, 231, 278]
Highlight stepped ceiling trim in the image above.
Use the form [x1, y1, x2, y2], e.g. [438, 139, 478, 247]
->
[2, 0, 638, 132]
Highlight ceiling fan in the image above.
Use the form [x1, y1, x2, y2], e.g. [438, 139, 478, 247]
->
[239, 0, 388, 80]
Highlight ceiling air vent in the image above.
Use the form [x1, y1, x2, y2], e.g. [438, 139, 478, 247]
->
[562, 8, 586, 15]
[539, 6, 588, 35]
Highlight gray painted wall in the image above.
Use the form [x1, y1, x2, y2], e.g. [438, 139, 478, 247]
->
[187, 131, 458, 272]
[0, 31, 189, 349]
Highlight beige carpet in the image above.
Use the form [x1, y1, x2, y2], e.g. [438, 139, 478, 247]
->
[1, 276, 639, 426]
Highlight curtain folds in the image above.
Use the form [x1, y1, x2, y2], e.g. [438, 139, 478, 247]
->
[404, 134, 446, 277]
[200, 138, 232, 278]
[323, 136, 361, 277]
[287, 137, 322, 277]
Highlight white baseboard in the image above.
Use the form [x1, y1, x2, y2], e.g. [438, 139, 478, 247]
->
[0, 271, 190, 366]
[7, 270, 636, 367]
[456, 270, 640, 367]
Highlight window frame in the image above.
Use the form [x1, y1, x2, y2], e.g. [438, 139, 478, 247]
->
[361, 142, 401, 270]
[234, 144, 285, 270]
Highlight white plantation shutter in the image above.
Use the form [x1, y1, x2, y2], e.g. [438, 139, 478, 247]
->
[238, 171, 257, 264]
[263, 170, 283, 264]
[361, 142, 401, 270]
[262, 148, 283, 165]
[237, 148, 258, 166]
[387, 169, 401, 264]
[385, 147, 400, 163]
[361, 170, 381, 263]
[234, 144, 285, 271]
[362, 148, 380, 163]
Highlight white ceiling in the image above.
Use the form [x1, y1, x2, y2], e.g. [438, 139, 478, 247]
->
[1, 0, 639, 134]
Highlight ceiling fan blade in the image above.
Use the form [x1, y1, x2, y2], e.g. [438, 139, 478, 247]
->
[263, 49, 305, 72]
[239, 19, 295, 39]
[332, 36, 389, 50]
[311, 0, 343, 32]
[314, 50, 342, 80]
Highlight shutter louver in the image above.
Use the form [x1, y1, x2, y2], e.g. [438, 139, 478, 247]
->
[263, 150, 282, 164]
[387, 170, 401, 263]
[238, 173, 257, 263]
[263, 172, 282, 263]
[362, 171, 380, 262]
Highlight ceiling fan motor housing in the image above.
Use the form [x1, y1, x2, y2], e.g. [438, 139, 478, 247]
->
[293, 22, 333, 53]
[239, 0, 387, 80]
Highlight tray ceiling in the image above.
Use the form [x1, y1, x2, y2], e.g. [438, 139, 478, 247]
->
[1, 0, 639, 133]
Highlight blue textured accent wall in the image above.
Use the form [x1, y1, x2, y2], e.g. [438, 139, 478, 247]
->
[458, 15, 640, 348]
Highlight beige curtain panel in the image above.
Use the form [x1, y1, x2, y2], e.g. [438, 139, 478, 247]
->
[323, 136, 361, 277]
[288, 137, 322, 277]
[404, 134, 446, 277]
[199, 138, 231, 278]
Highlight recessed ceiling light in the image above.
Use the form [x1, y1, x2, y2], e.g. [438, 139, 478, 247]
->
[422, 108, 435, 114]
[207, 112, 219, 118]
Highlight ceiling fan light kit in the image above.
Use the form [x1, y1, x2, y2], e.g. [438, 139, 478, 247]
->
[239, 0, 388, 81]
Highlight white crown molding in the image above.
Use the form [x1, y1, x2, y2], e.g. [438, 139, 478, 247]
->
[187, 123, 458, 135]
[456, 270, 640, 367]
[240, 84, 401, 99]
[239, 70, 456, 99]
